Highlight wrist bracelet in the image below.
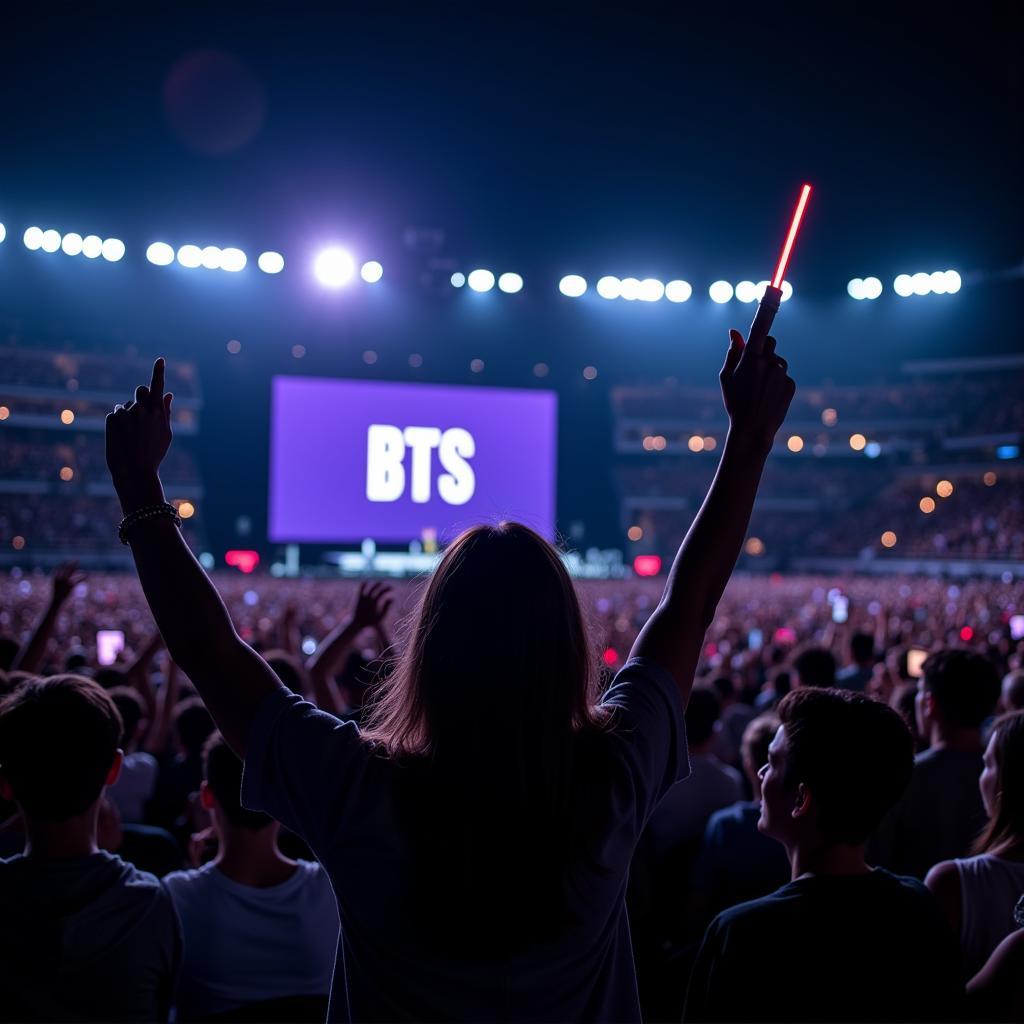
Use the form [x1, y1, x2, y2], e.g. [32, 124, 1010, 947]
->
[118, 503, 182, 545]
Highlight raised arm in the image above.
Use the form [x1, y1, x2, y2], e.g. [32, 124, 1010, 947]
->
[630, 328, 795, 705]
[105, 359, 282, 757]
[11, 561, 86, 673]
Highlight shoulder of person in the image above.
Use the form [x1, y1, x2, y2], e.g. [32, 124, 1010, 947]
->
[162, 863, 216, 899]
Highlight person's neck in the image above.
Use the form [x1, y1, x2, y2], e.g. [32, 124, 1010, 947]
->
[789, 840, 870, 880]
[988, 838, 1024, 863]
[23, 805, 100, 860]
[214, 828, 296, 888]
[927, 722, 983, 753]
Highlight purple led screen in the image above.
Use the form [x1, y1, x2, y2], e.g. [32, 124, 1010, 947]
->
[269, 376, 558, 543]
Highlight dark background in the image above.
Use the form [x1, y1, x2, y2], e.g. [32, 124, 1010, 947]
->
[1, 3, 1020, 550]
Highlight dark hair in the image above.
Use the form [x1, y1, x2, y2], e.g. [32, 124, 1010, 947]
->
[64, 649, 89, 673]
[922, 650, 1000, 729]
[174, 697, 214, 756]
[710, 675, 735, 704]
[1003, 671, 1024, 712]
[890, 682, 923, 752]
[109, 687, 145, 746]
[850, 633, 875, 664]
[973, 711, 1024, 855]
[362, 523, 608, 953]
[742, 712, 780, 772]
[686, 686, 722, 747]
[792, 646, 837, 688]
[777, 688, 913, 845]
[0, 675, 123, 821]
[771, 668, 792, 698]
[203, 733, 272, 830]
[94, 667, 129, 691]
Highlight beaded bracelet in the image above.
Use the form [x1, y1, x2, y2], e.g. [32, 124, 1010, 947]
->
[118, 503, 182, 545]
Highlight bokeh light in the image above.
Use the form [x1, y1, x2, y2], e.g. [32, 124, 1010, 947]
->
[596, 276, 621, 300]
[498, 272, 523, 294]
[558, 274, 587, 297]
[919, 496, 936, 513]
[314, 248, 356, 288]
[258, 251, 285, 274]
[61, 233, 84, 256]
[361, 260, 384, 283]
[880, 531, 898, 548]
[787, 435, 804, 452]
[468, 269, 496, 292]
[849, 433, 867, 451]
[147, 242, 175, 266]
[665, 280, 692, 303]
[936, 479, 954, 498]
[709, 280, 734, 304]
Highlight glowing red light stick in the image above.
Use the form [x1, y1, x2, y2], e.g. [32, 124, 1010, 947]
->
[772, 183, 812, 289]
[745, 183, 813, 351]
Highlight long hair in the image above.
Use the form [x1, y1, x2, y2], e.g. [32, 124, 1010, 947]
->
[973, 710, 1024, 855]
[362, 522, 610, 953]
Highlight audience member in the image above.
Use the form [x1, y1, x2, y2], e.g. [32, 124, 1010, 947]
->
[0, 675, 181, 1020]
[108, 687, 158, 823]
[684, 688, 963, 1022]
[966, 928, 1024, 1023]
[836, 632, 876, 692]
[925, 710, 1024, 976]
[872, 650, 1002, 878]
[147, 697, 214, 834]
[791, 645, 837, 688]
[1000, 670, 1024, 713]
[163, 734, 337, 1021]
[708, 674, 756, 768]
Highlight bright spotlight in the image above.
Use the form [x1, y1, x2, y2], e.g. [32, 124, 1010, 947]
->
[314, 248, 356, 288]
[81, 235, 103, 259]
[735, 280, 758, 303]
[911, 272, 931, 296]
[146, 242, 175, 266]
[558, 274, 587, 297]
[780, 281, 793, 301]
[450, 272, 466, 288]
[893, 274, 913, 297]
[61, 233, 84, 256]
[101, 238, 125, 262]
[755, 281, 771, 300]
[665, 280, 692, 303]
[40, 229, 61, 253]
[638, 278, 664, 302]
[709, 280, 733, 304]
[596, 276, 622, 300]
[220, 247, 246, 272]
[619, 277, 641, 301]
[257, 251, 284, 274]
[929, 270, 948, 294]
[847, 278, 865, 300]
[0, 223, 5, 244]
[23, 227, 43, 250]
[177, 244, 202, 269]
[199, 246, 221, 270]
[498, 272, 523, 294]
[468, 269, 496, 292]
[361, 260, 384, 284]
[863, 277, 883, 299]
[944, 269, 961, 293]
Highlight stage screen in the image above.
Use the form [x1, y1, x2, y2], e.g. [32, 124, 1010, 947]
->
[269, 376, 558, 543]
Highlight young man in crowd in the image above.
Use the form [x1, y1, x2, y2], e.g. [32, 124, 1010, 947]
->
[684, 688, 963, 1022]
[871, 649, 1001, 878]
[836, 632, 876, 692]
[791, 645, 837, 689]
[163, 733, 338, 1020]
[0, 675, 181, 1021]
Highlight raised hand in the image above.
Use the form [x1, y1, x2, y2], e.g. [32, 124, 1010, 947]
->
[720, 329, 796, 453]
[351, 582, 394, 632]
[50, 560, 86, 606]
[105, 358, 174, 503]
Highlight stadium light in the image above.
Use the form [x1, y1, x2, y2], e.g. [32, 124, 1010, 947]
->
[619, 277, 641, 301]
[893, 274, 913, 297]
[450, 272, 466, 288]
[61, 233, 84, 256]
[498, 272, 523, 294]
[23, 227, 43, 250]
[847, 278, 865, 300]
[558, 274, 587, 297]
[944, 270, 961, 293]
[146, 242, 175, 266]
[863, 276, 883, 299]
[81, 235, 103, 259]
[0, 223, 5, 244]
[596, 276, 621, 300]
[665, 280, 692, 303]
[638, 278, 664, 302]
[911, 272, 931, 296]
[314, 247, 356, 288]
[361, 260, 384, 283]
[221, 247, 246, 272]
[200, 245, 222, 270]
[177, 244, 202, 269]
[709, 280, 733, 304]
[257, 251, 284, 274]
[101, 238, 125, 262]
[735, 280, 758, 303]
[40, 229, 61, 253]
[468, 269, 496, 292]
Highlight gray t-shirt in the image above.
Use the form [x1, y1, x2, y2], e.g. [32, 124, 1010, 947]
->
[242, 657, 690, 1022]
[0, 850, 182, 1021]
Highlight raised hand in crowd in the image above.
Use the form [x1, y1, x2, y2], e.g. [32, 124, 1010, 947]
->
[11, 561, 87, 673]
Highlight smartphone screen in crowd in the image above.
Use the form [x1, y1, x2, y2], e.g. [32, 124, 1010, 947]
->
[97, 629, 126, 667]
[907, 647, 928, 679]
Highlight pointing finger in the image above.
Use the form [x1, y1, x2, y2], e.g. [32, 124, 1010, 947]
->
[150, 358, 165, 397]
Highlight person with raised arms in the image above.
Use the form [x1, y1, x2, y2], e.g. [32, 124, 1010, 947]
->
[104, 327, 794, 1023]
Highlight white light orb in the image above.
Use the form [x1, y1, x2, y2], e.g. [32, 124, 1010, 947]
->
[893, 274, 913, 297]
[596, 276, 621, 300]
[944, 269, 961, 293]
[40, 229, 62, 253]
[468, 269, 496, 292]
[314, 248, 356, 288]
[780, 280, 793, 301]
[619, 277, 641, 301]
[735, 280, 758, 303]
[709, 280, 734, 304]
[220, 247, 246, 272]
[177, 244, 203, 269]
[665, 280, 692, 303]
[146, 242, 175, 266]
[847, 278, 865, 300]
[61, 233, 84, 256]
[361, 260, 384, 283]
[257, 251, 284, 274]
[450, 272, 466, 288]
[863, 276, 883, 299]
[0, 222, 5, 244]
[558, 274, 587, 297]
[82, 235, 103, 259]
[23, 226, 44, 250]
[101, 238, 125, 262]
[929, 270, 948, 294]
[638, 278, 665, 302]
[911, 272, 931, 296]
[498, 272, 523, 294]
[199, 245, 222, 269]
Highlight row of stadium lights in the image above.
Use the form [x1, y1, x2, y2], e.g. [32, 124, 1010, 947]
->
[5, 223, 964, 302]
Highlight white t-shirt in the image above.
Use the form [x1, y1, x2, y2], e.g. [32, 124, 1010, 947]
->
[163, 859, 338, 1018]
[108, 751, 158, 823]
[241, 657, 691, 1022]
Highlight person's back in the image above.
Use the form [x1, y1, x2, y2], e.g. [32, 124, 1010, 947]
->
[0, 675, 181, 1020]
